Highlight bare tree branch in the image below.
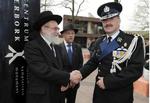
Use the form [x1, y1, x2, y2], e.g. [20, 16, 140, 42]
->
[65, 0, 72, 3]
[143, 0, 149, 8]
[76, 0, 85, 16]
[44, 0, 48, 10]
[64, 5, 72, 12]
[62, 0, 72, 12]
[41, 2, 63, 7]
[41, 0, 64, 10]
[41, 0, 86, 23]
[133, 0, 149, 30]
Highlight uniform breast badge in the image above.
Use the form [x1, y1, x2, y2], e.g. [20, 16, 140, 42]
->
[110, 46, 127, 73]
[110, 35, 140, 74]
[113, 47, 127, 59]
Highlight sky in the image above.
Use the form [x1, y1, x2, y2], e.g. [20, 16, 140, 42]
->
[41, 0, 142, 31]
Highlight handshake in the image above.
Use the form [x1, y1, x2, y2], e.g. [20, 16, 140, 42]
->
[70, 70, 82, 84]
[61, 70, 82, 92]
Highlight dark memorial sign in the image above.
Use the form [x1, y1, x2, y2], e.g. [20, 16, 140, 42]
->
[0, 0, 40, 103]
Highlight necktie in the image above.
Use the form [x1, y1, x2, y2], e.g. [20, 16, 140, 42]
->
[50, 43, 56, 57]
[67, 44, 72, 64]
[107, 37, 112, 44]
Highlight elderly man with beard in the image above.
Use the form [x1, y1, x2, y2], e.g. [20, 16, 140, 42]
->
[24, 11, 82, 103]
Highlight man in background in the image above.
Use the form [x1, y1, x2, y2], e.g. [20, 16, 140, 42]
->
[59, 23, 83, 103]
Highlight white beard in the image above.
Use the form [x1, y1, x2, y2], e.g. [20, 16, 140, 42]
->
[43, 33, 63, 45]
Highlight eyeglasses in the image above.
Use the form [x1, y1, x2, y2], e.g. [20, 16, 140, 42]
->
[44, 25, 60, 31]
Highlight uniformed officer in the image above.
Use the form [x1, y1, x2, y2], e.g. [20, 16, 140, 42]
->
[79, 2, 145, 103]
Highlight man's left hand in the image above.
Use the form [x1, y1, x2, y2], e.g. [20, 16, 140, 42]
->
[61, 84, 69, 92]
[96, 77, 105, 89]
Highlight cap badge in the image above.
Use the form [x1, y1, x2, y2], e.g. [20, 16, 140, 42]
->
[104, 6, 110, 13]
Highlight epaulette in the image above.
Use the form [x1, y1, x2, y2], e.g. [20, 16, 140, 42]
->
[95, 35, 106, 43]
[125, 32, 134, 37]
[89, 35, 105, 55]
[94, 35, 106, 49]
[125, 32, 141, 37]
[134, 33, 140, 36]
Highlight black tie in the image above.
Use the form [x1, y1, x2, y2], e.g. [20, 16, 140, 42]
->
[50, 43, 56, 57]
[107, 37, 112, 44]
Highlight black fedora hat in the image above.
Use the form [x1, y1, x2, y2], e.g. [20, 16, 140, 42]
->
[60, 23, 78, 34]
[33, 11, 62, 31]
[97, 2, 122, 20]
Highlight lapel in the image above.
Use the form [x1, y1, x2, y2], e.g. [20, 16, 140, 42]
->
[36, 35, 60, 69]
[72, 43, 76, 65]
[54, 45, 63, 68]
[115, 30, 126, 48]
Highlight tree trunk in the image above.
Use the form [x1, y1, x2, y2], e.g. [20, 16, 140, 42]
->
[114, 0, 118, 2]
[44, 0, 47, 11]
[72, 0, 75, 24]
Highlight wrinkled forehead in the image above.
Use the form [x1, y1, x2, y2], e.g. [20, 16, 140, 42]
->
[43, 20, 58, 27]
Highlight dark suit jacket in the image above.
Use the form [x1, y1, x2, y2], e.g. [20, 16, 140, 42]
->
[24, 34, 70, 103]
[80, 30, 144, 103]
[59, 42, 83, 72]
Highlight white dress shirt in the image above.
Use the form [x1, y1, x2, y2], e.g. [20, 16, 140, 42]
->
[106, 30, 120, 42]
[64, 40, 73, 53]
